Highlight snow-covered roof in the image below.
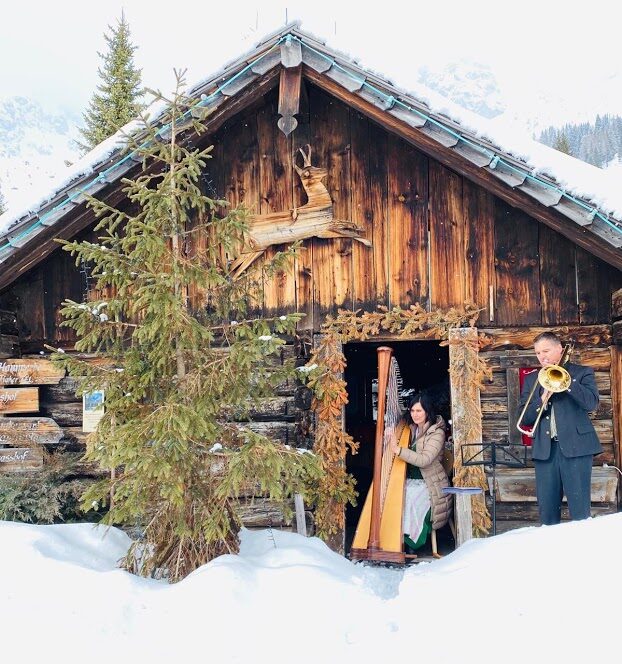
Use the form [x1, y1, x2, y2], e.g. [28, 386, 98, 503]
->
[1, 21, 621, 283]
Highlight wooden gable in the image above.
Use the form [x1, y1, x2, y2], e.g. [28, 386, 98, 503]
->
[2, 80, 622, 346]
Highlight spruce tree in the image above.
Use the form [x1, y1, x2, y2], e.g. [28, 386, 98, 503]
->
[79, 12, 143, 153]
[54, 73, 322, 581]
[553, 132, 572, 156]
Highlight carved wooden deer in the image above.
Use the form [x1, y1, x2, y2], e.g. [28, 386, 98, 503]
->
[230, 145, 371, 276]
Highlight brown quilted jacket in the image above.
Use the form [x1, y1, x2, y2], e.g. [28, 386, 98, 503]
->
[399, 415, 452, 530]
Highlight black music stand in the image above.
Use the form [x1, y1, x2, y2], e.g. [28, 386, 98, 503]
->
[461, 442, 528, 536]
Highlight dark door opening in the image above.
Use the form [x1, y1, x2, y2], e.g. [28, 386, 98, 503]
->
[343, 340, 451, 555]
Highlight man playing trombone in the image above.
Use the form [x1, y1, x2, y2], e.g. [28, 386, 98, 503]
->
[518, 332, 602, 525]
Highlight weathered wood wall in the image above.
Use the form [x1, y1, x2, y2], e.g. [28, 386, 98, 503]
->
[200, 84, 622, 331]
[2, 84, 621, 346]
[0, 343, 315, 533]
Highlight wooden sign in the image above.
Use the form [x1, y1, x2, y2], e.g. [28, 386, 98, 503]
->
[0, 418, 64, 446]
[0, 358, 65, 386]
[0, 387, 39, 414]
[0, 446, 44, 472]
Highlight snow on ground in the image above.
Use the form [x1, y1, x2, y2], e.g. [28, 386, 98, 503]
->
[1, 513, 621, 663]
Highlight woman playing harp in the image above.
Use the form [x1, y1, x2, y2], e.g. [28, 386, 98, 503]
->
[389, 392, 452, 557]
[350, 346, 453, 563]
[350, 346, 410, 563]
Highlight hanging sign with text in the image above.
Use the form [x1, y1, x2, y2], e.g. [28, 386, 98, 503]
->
[0, 387, 39, 414]
[0, 446, 44, 472]
[0, 358, 65, 386]
[0, 418, 64, 446]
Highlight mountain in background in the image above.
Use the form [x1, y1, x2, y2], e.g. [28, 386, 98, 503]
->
[416, 61, 622, 156]
[0, 97, 82, 214]
[418, 59, 505, 120]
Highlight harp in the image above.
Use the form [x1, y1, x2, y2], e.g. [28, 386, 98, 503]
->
[350, 346, 409, 564]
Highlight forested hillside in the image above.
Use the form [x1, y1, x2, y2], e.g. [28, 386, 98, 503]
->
[539, 115, 622, 167]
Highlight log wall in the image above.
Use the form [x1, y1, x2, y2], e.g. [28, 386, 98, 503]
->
[0, 342, 315, 533]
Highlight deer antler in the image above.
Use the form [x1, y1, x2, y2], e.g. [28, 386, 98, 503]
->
[297, 144, 312, 167]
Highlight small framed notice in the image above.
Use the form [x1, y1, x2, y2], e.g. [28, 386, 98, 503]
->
[83, 390, 105, 432]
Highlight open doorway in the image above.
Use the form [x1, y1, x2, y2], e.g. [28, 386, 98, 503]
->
[343, 339, 452, 557]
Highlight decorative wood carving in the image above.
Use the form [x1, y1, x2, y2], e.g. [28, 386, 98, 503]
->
[279, 36, 303, 69]
[231, 145, 371, 276]
[277, 66, 301, 136]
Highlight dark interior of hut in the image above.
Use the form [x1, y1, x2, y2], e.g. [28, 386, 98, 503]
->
[343, 340, 454, 559]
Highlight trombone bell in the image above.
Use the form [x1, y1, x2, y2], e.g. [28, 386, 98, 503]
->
[516, 363, 571, 437]
[538, 365, 571, 392]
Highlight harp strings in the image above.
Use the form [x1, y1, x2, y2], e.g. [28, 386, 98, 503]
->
[380, 356, 404, 507]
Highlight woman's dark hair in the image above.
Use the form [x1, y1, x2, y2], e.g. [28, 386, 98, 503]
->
[404, 391, 438, 425]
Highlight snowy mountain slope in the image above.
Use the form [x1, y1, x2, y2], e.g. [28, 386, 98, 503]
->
[418, 60, 504, 120]
[0, 97, 82, 212]
[419, 62, 622, 139]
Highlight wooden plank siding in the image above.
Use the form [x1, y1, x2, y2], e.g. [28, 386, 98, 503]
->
[1, 269, 46, 347]
[221, 109, 262, 314]
[256, 96, 297, 316]
[308, 88, 353, 321]
[291, 89, 314, 330]
[429, 162, 465, 308]
[577, 247, 622, 324]
[350, 112, 389, 311]
[2, 82, 622, 345]
[493, 201, 541, 325]
[539, 225, 578, 325]
[388, 134, 429, 308]
[43, 243, 85, 344]
[464, 182, 495, 324]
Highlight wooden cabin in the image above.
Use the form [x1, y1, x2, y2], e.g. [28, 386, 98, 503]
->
[1, 24, 621, 551]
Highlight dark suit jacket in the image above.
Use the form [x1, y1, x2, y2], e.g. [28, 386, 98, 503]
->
[518, 361, 602, 460]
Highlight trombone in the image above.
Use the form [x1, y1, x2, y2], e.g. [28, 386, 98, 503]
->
[516, 343, 573, 437]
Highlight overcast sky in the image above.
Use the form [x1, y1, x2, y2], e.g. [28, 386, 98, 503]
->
[2, 0, 620, 124]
